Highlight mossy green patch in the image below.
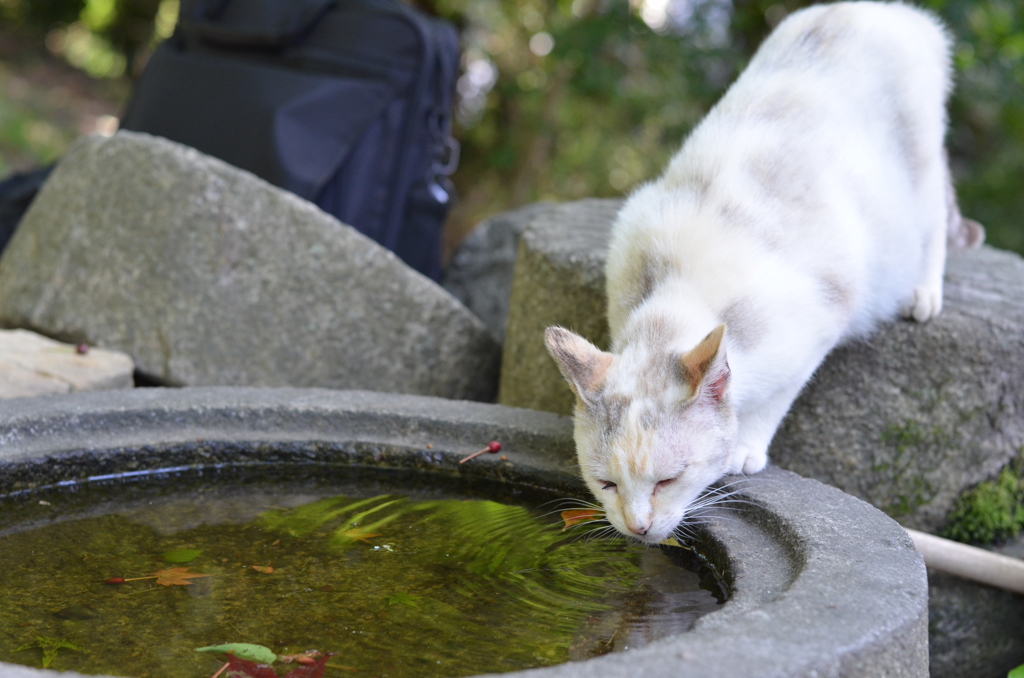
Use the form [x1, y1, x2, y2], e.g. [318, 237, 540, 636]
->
[873, 420, 952, 518]
[942, 454, 1024, 544]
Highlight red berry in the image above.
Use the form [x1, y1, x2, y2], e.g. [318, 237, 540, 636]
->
[76, 343, 89, 355]
[105, 577, 125, 585]
[487, 441, 502, 453]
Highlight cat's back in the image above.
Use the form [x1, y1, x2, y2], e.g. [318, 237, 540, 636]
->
[606, 1, 952, 342]
[748, 2, 948, 78]
[676, 1, 951, 179]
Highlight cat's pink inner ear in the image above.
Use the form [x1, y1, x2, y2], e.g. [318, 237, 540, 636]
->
[544, 326, 613, 398]
[679, 324, 728, 399]
[704, 363, 730, 402]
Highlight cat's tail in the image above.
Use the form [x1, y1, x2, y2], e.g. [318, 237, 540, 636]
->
[949, 215, 985, 250]
[945, 151, 985, 250]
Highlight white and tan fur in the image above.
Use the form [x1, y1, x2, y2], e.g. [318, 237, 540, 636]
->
[544, 2, 983, 544]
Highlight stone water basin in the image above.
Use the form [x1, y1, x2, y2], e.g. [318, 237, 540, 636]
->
[0, 388, 927, 678]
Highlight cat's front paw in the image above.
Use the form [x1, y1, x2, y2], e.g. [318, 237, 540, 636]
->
[729, 444, 768, 475]
[901, 286, 942, 323]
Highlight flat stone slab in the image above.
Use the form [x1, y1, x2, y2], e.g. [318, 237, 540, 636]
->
[0, 329, 133, 398]
[0, 387, 927, 678]
[0, 132, 499, 401]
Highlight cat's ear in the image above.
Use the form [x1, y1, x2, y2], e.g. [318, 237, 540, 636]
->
[678, 324, 730, 403]
[544, 326, 614, 402]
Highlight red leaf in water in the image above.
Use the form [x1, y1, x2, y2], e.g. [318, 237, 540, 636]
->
[561, 509, 601, 530]
[223, 655, 277, 678]
[284, 653, 337, 678]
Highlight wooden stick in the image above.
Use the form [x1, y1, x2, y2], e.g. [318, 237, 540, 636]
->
[905, 528, 1024, 595]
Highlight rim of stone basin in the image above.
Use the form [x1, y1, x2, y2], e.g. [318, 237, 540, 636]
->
[0, 387, 928, 678]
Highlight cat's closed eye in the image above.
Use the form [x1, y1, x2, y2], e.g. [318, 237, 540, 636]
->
[654, 478, 677, 494]
[600, 480, 617, 491]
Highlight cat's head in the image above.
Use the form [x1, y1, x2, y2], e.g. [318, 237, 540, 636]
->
[544, 324, 737, 544]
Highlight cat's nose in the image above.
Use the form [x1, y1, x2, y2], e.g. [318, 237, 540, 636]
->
[627, 521, 651, 536]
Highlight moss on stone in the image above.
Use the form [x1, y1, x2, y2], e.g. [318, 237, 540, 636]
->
[874, 420, 947, 519]
[941, 456, 1024, 544]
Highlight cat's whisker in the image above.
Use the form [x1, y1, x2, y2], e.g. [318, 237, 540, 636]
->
[551, 519, 608, 536]
[539, 496, 603, 508]
[686, 498, 753, 514]
[539, 506, 594, 521]
[579, 526, 619, 544]
[563, 520, 616, 543]
[672, 524, 699, 541]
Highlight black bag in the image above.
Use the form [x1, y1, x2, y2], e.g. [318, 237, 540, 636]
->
[120, 0, 460, 281]
[0, 165, 53, 253]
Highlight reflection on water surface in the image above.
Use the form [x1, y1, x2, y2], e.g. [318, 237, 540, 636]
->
[0, 466, 724, 678]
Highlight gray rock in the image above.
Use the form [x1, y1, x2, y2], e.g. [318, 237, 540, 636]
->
[496, 198, 1024, 533]
[442, 202, 555, 343]
[498, 199, 621, 414]
[0, 329, 133, 398]
[928, 567, 1024, 678]
[0, 132, 499, 401]
[926, 518, 1024, 677]
[772, 245, 1024, 532]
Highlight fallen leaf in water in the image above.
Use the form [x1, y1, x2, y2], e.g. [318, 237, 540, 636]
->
[162, 548, 202, 563]
[120, 567, 214, 586]
[284, 653, 337, 678]
[14, 636, 85, 668]
[561, 509, 601, 530]
[219, 654, 277, 678]
[251, 565, 274, 574]
[279, 650, 321, 664]
[338, 528, 382, 544]
[153, 567, 213, 586]
[196, 643, 277, 664]
[388, 592, 421, 608]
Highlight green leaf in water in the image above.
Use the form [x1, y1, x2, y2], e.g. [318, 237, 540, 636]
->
[195, 643, 277, 664]
[1008, 664, 1024, 678]
[162, 548, 202, 563]
[15, 636, 85, 668]
[388, 592, 421, 608]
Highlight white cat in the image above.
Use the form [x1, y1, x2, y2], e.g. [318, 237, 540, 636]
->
[544, 1, 983, 544]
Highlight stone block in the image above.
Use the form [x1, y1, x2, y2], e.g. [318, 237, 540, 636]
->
[0, 132, 499, 401]
[498, 199, 621, 414]
[496, 199, 1024, 534]
[928, 566, 1024, 678]
[442, 202, 554, 344]
[0, 329, 133, 398]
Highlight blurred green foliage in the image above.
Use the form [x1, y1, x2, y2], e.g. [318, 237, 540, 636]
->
[926, 0, 1024, 253]
[0, 65, 73, 176]
[1, 0, 173, 78]
[1, 0, 1023, 255]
